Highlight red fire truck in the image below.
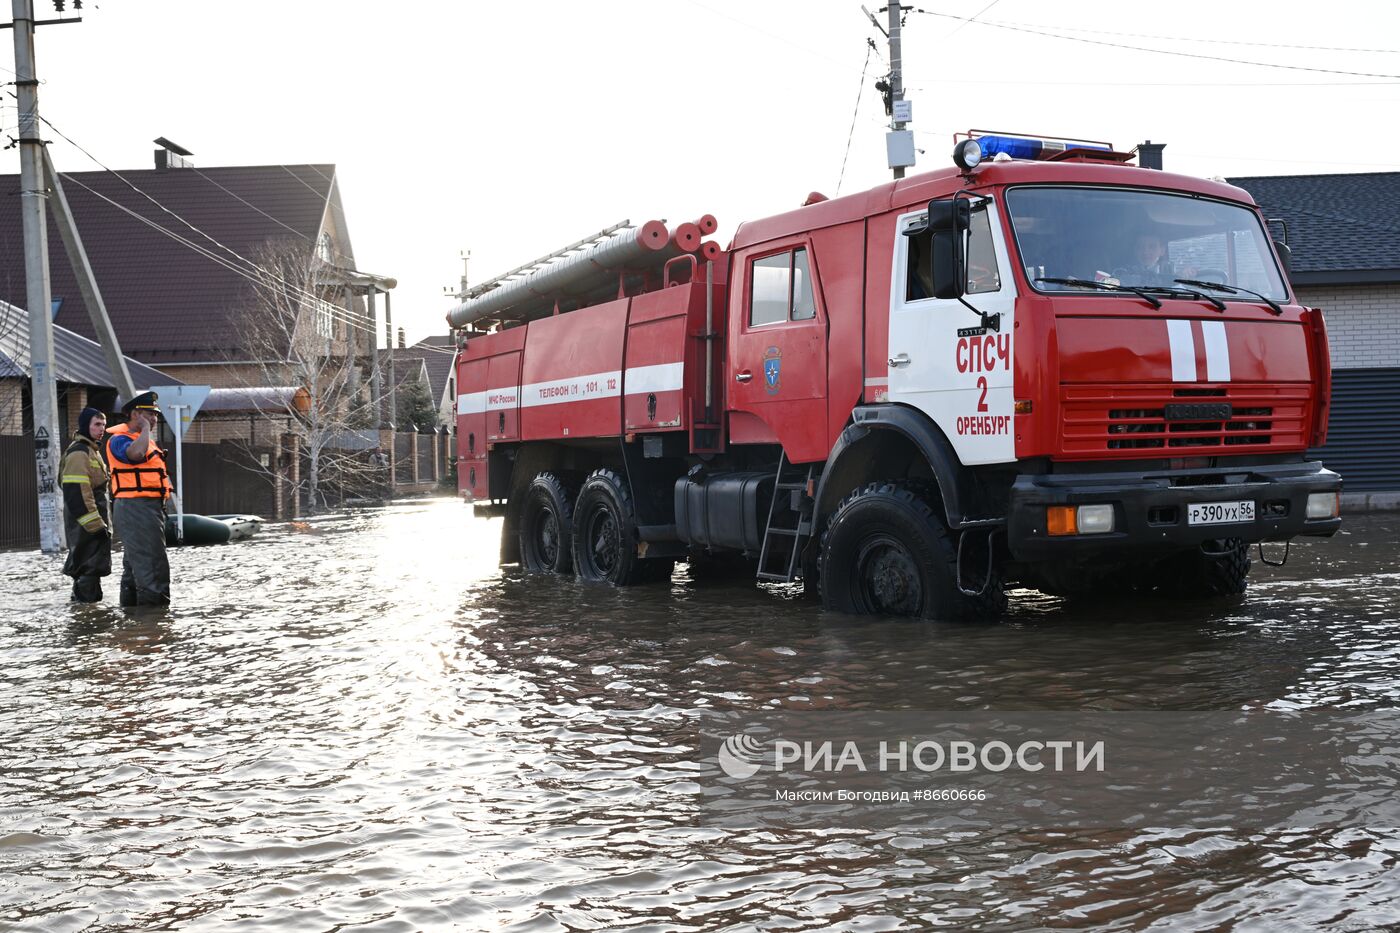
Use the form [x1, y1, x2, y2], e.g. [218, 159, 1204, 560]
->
[448, 132, 1341, 619]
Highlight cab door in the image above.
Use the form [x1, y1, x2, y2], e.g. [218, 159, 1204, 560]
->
[886, 199, 1018, 465]
[726, 242, 828, 462]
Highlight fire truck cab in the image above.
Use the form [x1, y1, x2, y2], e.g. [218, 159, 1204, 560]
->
[452, 133, 1341, 619]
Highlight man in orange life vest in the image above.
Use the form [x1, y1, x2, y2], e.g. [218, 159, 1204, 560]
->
[106, 391, 172, 607]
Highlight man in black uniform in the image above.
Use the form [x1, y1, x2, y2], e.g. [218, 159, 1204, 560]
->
[60, 407, 112, 602]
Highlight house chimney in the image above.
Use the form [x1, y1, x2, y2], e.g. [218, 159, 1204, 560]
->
[1138, 140, 1165, 170]
[153, 136, 194, 172]
[397, 327, 406, 349]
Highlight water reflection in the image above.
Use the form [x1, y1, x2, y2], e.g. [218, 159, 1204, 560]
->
[1, 500, 1396, 930]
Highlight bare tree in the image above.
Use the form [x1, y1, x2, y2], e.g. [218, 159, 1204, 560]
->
[229, 240, 380, 511]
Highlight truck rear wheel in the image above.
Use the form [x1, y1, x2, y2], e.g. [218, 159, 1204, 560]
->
[819, 482, 1005, 621]
[518, 472, 576, 574]
[572, 468, 670, 586]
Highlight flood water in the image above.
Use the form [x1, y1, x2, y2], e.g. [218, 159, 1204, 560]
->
[2, 498, 1398, 931]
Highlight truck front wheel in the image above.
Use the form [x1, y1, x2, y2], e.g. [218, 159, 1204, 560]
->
[819, 482, 1005, 621]
[518, 472, 576, 574]
[1156, 538, 1251, 598]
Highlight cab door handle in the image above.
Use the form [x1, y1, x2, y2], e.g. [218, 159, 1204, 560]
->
[888, 353, 911, 367]
[735, 370, 753, 382]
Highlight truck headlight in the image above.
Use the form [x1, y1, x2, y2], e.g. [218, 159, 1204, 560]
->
[1306, 492, 1339, 519]
[1046, 504, 1116, 535]
[1077, 504, 1116, 534]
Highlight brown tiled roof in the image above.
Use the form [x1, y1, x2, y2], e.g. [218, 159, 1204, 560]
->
[0, 163, 339, 364]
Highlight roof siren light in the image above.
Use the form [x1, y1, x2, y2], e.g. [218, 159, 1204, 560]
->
[953, 138, 983, 172]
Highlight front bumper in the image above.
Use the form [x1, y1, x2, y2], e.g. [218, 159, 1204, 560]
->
[1006, 460, 1342, 562]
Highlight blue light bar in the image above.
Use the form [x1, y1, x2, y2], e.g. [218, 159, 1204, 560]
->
[974, 134, 1111, 161]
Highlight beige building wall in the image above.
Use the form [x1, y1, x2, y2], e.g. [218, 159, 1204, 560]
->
[1295, 283, 1400, 370]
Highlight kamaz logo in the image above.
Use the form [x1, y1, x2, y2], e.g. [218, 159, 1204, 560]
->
[1164, 402, 1233, 421]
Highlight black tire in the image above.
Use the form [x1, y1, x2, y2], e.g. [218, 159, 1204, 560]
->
[1156, 538, 1251, 598]
[572, 468, 661, 586]
[518, 472, 576, 574]
[818, 482, 1005, 620]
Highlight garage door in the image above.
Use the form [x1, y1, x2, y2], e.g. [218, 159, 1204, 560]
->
[1310, 367, 1400, 492]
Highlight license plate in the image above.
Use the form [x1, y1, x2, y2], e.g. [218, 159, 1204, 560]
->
[1187, 500, 1255, 526]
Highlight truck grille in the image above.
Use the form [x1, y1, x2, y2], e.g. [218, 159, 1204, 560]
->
[1060, 384, 1310, 458]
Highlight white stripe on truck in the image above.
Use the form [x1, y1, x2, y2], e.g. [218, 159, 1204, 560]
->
[1200, 320, 1232, 383]
[459, 363, 686, 413]
[623, 362, 685, 394]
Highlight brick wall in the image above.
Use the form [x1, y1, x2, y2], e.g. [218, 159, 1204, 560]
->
[1296, 283, 1400, 370]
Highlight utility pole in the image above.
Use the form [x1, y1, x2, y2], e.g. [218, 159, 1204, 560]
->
[885, 3, 912, 180]
[42, 149, 137, 401]
[10, 0, 61, 552]
[866, 4, 915, 180]
[367, 287, 381, 424]
[384, 290, 396, 428]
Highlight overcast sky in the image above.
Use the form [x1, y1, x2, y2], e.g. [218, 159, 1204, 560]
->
[5, 1, 1398, 345]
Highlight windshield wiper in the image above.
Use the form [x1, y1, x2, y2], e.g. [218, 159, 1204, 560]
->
[1123, 283, 1227, 312]
[1034, 276, 1162, 309]
[1175, 278, 1283, 315]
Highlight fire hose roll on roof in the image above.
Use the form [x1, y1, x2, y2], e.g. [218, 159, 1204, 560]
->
[446, 220, 696, 329]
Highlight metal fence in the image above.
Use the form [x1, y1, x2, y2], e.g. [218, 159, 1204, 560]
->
[415, 432, 438, 483]
[0, 435, 39, 549]
[394, 433, 414, 485]
[171, 441, 278, 518]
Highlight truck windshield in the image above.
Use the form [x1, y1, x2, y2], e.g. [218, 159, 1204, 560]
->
[1005, 186, 1289, 302]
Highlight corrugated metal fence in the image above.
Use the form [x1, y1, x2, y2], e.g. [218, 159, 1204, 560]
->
[1311, 367, 1400, 492]
[0, 435, 39, 549]
[171, 442, 278, 518]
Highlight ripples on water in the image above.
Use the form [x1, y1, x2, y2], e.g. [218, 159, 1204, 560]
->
[1, 499, 1397, 930]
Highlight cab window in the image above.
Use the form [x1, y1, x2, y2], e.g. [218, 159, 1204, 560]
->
[750, 248, 815, 326]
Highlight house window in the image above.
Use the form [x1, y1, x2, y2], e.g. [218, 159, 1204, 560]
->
[316, 301, 334, 338]
[749, 247, 815, 326]
[317, 232, 334, 262]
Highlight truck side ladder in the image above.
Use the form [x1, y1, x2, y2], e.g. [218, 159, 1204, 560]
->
[756, 453, 819, 583]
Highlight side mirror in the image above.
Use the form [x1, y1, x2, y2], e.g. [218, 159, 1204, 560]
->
[1273, 239, 1292, 274]
[927, 198, 970, 300]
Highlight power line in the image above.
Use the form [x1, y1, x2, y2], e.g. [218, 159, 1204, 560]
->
[37, 116, 389, 339]
[939, 0, 999, 39]
[55, 169, 378, 342]
[910, 9, 1400, 80]
[968, 17, 1400, 55]
[190, 166, 312, 244]
[837, 40, 875, 196]
[905, 78, 1400, 89]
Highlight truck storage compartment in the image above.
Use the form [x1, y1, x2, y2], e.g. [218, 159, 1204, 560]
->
[624, 281, 708, 433]
[519, 297, 629, 441]
[462, 457, 489, 502]
[486, 350, 523, 441]
[457, 355, 488, 473]
[674, 470, 773, 553]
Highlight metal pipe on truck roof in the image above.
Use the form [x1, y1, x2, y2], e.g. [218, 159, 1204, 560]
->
[670, 222, 702, 254]
[445, 220, 670, 328]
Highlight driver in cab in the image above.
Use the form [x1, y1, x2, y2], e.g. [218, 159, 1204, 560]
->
[1115, 232, 1176, 286]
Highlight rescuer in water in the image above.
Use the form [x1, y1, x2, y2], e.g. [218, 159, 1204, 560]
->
[105, 392, 172, 607]
[60, 407, 112, 602]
